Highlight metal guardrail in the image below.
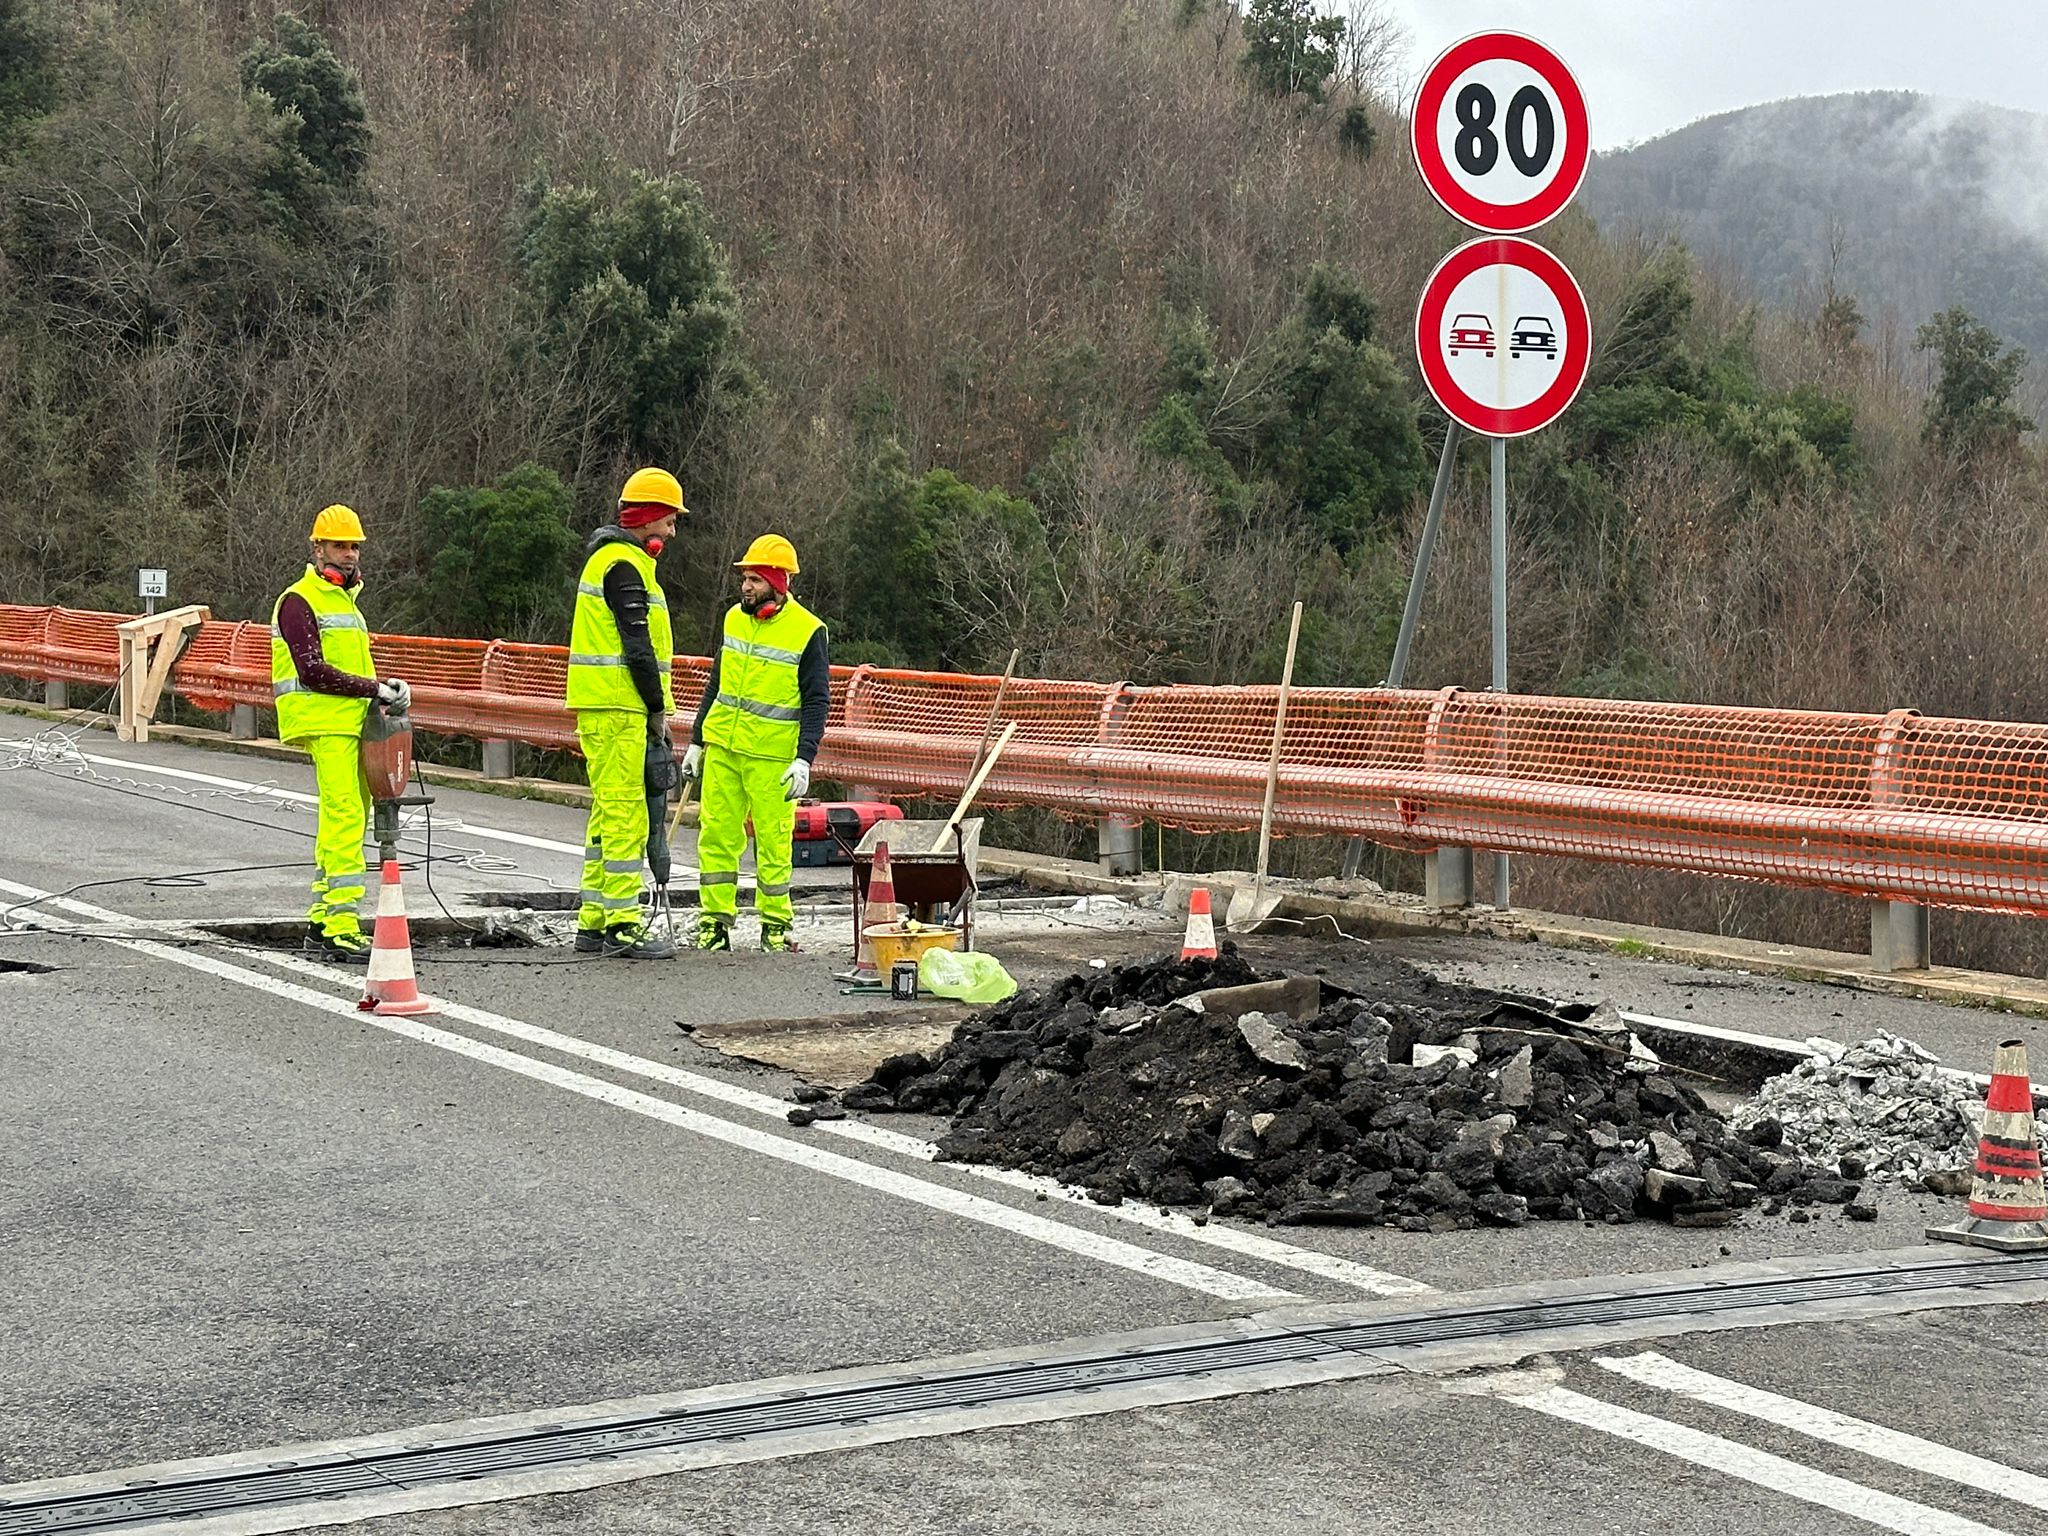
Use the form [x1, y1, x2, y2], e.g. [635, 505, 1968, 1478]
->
[6, 603, 2048, 927]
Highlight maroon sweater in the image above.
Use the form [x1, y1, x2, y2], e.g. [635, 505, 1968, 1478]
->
[276, 592, 379, 698]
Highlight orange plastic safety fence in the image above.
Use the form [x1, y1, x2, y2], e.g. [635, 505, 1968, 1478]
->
[0, 605, 52, 674]
[10, 604, 2048, 918]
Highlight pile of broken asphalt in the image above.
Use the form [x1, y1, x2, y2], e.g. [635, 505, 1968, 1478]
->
[829, 945, 1869, 1230]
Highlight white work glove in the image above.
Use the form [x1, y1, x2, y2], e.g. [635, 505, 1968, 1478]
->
[681, 743, 703, 781]
[780, 758, 811, 801]
[375, 678, 412, 713]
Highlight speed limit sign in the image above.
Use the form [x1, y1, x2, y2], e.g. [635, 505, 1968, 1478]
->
[1411, 32, 1589, 233]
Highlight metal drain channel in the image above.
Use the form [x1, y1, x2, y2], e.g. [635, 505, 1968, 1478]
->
[8, 1252, 2045, 1534]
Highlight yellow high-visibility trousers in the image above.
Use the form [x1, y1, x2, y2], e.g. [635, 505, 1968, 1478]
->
[696, 745, 796, 931]
[305, 734, 369, 937]
[576, 709, 649, 933]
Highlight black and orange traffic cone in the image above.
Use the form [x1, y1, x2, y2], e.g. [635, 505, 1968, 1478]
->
[359, 859, 435, 1018]
[1929, 1038, 2048, 1251]
[1180, 886, 1218, 961]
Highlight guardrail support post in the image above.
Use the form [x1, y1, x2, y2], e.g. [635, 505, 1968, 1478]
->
[42, 679, 67, 710]
[480, 738, 516, 780]
[1425, 847, 1473, 910]
[1871, 900, 1930, 972]
[1092, 680, 1140, 875]
[1097, 815, 1141, 876]
[230, 704, 258, 740]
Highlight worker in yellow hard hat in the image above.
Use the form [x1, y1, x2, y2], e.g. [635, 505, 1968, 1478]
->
[566, 467, 684, 959]
[271, 504, 412, 964]
[685, 533, 829, 952]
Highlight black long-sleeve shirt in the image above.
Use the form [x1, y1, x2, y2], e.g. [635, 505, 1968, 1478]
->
[601, 556, 668, 716]
[690, 610, 830, 762]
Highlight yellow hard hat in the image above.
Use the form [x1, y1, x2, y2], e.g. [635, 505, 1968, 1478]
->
[734, 533, 799, 574]
[310, 504, 366, 541]
[619, 467, 686, 514]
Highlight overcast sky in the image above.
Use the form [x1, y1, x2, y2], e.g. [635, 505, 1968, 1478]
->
[1375, 1, 2048, 149]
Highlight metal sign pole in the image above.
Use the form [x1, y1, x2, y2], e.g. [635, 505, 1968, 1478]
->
[1343, 419, 1463, 884]
[1491, 433, 1510, 910]
[1385, 419, 1463, 690]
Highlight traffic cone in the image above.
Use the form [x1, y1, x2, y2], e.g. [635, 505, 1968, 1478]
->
[1180, 886, 1218, 961]
[854, 840, 903, 974]
[1929, 1038, 2048, 1251]
[359, 859, 435, 1017]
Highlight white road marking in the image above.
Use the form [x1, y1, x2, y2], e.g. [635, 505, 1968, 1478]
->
[0, 876, 1288, 1303]
[1598, 1351, 2048, 1514]
[228, 939, 1433, 1298]
[1515, 1386, 2016, 1536]
[4, 736, 585, 858]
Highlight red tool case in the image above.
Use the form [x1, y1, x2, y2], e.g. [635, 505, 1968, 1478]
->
[790, 801, 902, 865]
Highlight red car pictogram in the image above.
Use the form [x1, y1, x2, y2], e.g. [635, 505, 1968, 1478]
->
[1447, 313, 1495, 357]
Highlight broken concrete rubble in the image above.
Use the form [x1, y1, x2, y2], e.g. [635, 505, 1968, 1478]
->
[833, 945, 1857, 1230]
[1731, 1031, 2047, 1187]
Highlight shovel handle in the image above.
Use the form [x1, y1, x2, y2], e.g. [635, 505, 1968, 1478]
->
[933, 721, 1017, 854]
[1253, 601, 1304, 894]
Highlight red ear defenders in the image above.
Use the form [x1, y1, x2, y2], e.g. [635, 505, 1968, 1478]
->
[317, 562, 360, 588]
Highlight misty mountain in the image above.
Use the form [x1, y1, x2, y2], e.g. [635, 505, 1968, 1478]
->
[1582, 92, 2048, 360]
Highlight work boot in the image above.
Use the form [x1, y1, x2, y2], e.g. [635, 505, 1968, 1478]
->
[305, 926, 371, 965]
[694, 917, 732, 952]
[601, 921, 675, 959]
[573, 927, 605, 954]
[760, 924, 801, 954]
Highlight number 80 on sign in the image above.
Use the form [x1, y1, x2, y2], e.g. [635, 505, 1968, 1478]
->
[1410, 32, 1589, 234]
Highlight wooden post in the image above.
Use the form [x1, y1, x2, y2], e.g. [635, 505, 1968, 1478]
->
[116, 605, 211, 742]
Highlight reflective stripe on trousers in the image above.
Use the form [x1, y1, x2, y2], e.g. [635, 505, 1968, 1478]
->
[305, 735, 370, 936]
[695, 743, 796, 929]
[576, 709, 650, 932]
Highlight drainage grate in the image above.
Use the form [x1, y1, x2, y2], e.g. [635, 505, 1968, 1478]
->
[6, 1253, 2044, 1533]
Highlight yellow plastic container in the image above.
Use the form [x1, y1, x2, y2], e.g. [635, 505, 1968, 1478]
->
[864, 923, 961, 976]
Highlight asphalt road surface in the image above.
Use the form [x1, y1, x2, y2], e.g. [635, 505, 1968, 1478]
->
[5, 721, 2045, 1535]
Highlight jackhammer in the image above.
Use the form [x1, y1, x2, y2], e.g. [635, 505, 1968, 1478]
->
[360, 697, 434, 863]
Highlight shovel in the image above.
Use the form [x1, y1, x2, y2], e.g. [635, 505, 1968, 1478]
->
[1226, 600, 1303, 933]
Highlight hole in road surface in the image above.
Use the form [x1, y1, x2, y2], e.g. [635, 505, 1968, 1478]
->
[0, 958, 56, 975]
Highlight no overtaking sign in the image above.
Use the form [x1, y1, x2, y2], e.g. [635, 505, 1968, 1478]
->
[1414, 237, 1590, 438]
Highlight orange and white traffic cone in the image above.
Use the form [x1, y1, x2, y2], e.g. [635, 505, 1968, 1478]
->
[1180, 886, 1218, 961]
[854, 840, 904, 975]
[1929, 1038, 2048, 1251]
[359, 859, 435, 1018]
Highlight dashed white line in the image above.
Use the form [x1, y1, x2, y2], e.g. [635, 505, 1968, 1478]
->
[1598, 1351, 2048, 1515]
[1515, 1385, 2016, 1536]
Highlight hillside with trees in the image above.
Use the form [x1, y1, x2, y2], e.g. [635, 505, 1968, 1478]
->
[1, 1, 2044, 964]
[1584, 92, 2048, 383]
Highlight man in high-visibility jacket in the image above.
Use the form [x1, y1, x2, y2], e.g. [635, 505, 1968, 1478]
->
[685, 534, 829, 953]
[567, 467, 684, 959]
[271, 504, 412, 964]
